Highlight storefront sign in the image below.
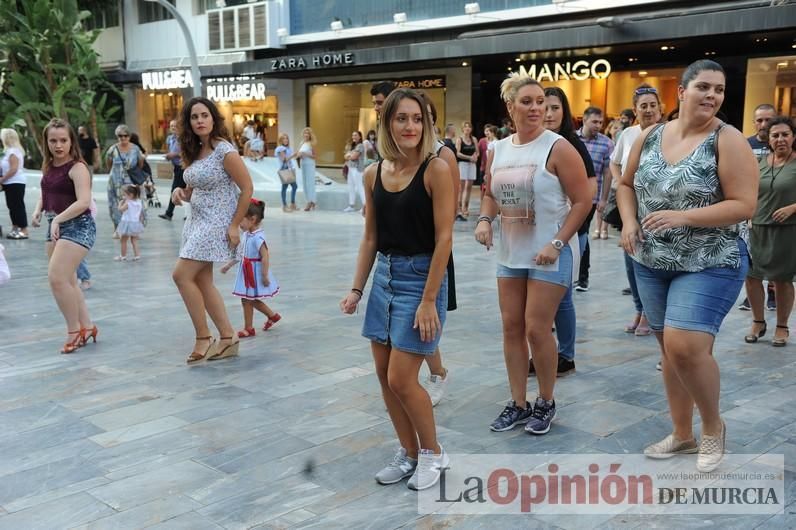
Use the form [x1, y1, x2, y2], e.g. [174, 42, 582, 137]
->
[270, 52, 355, 71]
[206, 80, 271, 102]
[518, 59, 612, 82]
[141, 69, 194, 90]
[394, 77, 446, 89]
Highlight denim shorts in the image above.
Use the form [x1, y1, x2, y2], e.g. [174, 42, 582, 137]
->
[496, 245, 573, 288]
[46, 212, 96, 250]
[362, 253, 448, 355]
[632, 239, 749, 336]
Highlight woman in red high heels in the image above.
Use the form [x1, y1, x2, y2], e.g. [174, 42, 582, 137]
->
[31, 119, 98, 353]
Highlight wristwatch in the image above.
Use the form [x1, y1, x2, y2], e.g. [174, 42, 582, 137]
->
[551, 239, 564, 251]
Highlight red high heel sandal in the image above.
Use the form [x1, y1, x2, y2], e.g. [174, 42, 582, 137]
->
[80, 325, 99, 346]
[62, 330, 82, 354]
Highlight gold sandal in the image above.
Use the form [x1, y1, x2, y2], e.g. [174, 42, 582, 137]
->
[186, 336, 216, 364]
[207, 336, 239, 361]
[772, 325, 789, 347]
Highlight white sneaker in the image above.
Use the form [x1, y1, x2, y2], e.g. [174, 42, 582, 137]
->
[408, 444, 449, 491]
[375, 447, 417, 485]
[427, 370, 449, 407]
[342, 206, 356, 212]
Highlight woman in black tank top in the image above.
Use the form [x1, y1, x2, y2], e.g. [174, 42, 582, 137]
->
[340, 89, 455, 491]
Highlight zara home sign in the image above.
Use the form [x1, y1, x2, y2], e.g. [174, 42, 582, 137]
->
[270, 52, 355, 72]
[517, 59, 612, 82]
[141, 69, 194, 90]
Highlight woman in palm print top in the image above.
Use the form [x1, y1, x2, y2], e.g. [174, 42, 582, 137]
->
[617, 60, 758, 473]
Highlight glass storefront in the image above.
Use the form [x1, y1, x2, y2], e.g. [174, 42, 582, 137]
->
[308, 79, 446, 166]
[207, 78, 279, 154]
[744, 56, 796, 137]
[134, 89, 185, 152]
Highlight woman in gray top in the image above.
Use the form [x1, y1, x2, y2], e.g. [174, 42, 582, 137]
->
[617, 60, 758, 473]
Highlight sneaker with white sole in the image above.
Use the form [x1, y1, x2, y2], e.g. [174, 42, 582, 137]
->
[407, 444, 449, 491]
[427, 370, 449, 407]
[375, 447, 417, 485]
[342, 206, 356, 212]
[490, 400, 533, 432]
[696, 421, 726, 472]
[524, 397, 556, 435]
[644, 434, 698, 459]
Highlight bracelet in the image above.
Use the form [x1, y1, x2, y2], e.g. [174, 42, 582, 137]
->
[477, 215, 493, 225]
[351, 288, 363, 298]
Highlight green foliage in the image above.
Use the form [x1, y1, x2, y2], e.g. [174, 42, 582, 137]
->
[0, 0, 121, 166]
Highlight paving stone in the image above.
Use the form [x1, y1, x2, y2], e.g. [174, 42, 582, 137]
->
[0, 188, 792, 527]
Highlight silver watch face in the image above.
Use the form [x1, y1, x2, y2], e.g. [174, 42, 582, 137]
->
[552, 239, 564, 250]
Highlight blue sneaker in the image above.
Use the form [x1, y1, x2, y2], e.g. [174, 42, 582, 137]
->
[490, 400, 532, 432]
[525, 397, 556, 435]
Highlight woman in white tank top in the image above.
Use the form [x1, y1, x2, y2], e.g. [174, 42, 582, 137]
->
[474, 74, 592, 435]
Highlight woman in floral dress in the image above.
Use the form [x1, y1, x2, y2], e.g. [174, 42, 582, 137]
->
[171, 97, 254, 364]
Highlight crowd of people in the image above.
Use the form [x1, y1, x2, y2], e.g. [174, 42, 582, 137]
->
[1, 57, 794, 494]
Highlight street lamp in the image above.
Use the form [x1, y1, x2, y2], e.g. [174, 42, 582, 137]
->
[144, 0, 202, 98]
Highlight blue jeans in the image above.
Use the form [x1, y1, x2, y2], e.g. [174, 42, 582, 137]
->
[281, 182, 297, 206]
[632, 240, 749, 336]
[77, 259, 90, 281]
[625, 251, 643, 313]
[555, 238, 586, 361]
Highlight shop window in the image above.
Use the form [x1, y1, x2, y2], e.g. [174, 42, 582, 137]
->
[138, 0, 176, 24]
[308, 81, 446, 166]
[744, 57, 796, 137]
[290, 0, 547, 35]
[79, 0, 120, 29]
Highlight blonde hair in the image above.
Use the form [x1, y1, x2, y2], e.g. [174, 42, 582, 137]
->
[301, 127, 317, 146]
[500, 72, 543, 103]
[0, 128, 24, 156]
[377, 88, 436, 162]
[277, 132, 290, 146]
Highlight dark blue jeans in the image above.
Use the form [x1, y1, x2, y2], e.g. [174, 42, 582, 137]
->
[281, 182, 297, 206]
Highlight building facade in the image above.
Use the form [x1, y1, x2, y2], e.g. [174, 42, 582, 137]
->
[91, 0, 796, 166]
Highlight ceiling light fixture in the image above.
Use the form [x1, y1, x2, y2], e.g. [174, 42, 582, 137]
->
[330, 20, 343, 32]
[638, 71, 648, 76]
[462, 61, 469, 66]
[464, 2, 480, 15]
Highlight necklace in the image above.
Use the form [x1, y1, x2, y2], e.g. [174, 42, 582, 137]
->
[768, 151, 794, 191]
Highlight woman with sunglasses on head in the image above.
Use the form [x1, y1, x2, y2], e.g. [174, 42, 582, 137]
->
[617, 60, 758, 471]
[106, 124, 144, 236]
[744, 116, 796, 347]
[607, 84, 662, 342]
[31, 119, 98, 353]
[171, 97, 254, 364]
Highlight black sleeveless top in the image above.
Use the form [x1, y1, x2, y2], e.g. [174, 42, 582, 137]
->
[374, 157, 436, 256]
[459, 137, 476, 157]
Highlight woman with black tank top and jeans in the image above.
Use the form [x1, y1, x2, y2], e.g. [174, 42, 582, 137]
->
[31, 119, 98, 354]
[340, 89, 454, 491]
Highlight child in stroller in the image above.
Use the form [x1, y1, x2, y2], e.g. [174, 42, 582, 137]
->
[143, 174, 161, 209]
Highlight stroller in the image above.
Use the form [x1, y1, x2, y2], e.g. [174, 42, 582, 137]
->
[143, 174, 162, 209]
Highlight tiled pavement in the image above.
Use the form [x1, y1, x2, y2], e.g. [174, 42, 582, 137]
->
[0, 183, 794, 529]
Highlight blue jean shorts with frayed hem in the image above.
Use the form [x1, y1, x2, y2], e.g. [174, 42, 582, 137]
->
[362, 253, 447, 355]
[496, 245, 573, 288]
[632, 239, 749, 337]
[46, 213, 96, 250]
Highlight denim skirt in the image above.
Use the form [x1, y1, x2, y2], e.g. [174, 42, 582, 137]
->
[362, 253, 448, 355]
[46, 212, 96, 250]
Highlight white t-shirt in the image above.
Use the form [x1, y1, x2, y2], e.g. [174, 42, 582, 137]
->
[609, 124, 641, 189]
[1, 147, 25, 185]
[490, 130, 579, 275]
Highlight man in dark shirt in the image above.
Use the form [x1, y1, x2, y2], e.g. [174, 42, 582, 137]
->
[159, 120, 185, 221]
[747, 103, 776, 159]
[77, 126, 99, 176]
